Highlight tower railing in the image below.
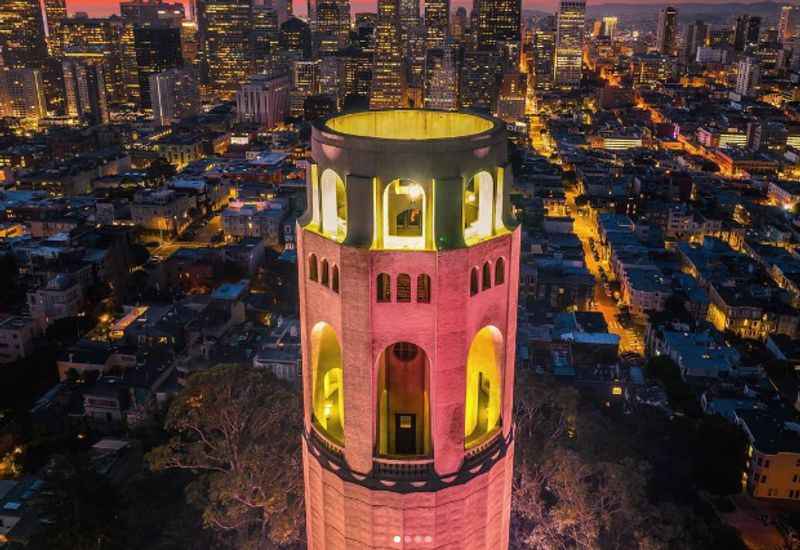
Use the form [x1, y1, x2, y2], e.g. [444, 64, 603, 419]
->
[372, 456, 435, 481]
[309, 423, 344, 458]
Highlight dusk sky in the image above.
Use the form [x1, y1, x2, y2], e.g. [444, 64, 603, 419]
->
[65, 0, 768, 19]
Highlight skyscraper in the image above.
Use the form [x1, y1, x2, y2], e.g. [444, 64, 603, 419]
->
[779, 6, 800, 45]
[496, 70, 526, 121]
[451, 6, 468, 41]
[532, 22, 556, 91]
[290, 59, 320, 117]
[279, 17, 312, 60]
[554, 0, 585, 86]
[425, 0, 449, 49]
[460, 49, 503, 109]
[43, 0, 67, 57]
[656, 7, 677, 55]
[399, 0, 420, 29]
[423, 41, 459, 110]
[61, 17, 128, 105]
[369, 0, 405, 109]
[0, 67, 46, 121]
[299, 108, 519, 550]
[682, 20, 708, 65]
[476, 0, 521, 51]
[735, 56, 760, 97]
[235, 71, 290, 127]
[62, 59, 109, 125]
[733, 15, 760, 51]
[150, 68, 200, 126]
[601, 16, 617, 41]
[0, 0, 48, 68]
[197, 0, 254, 100]
[134, 22, 183, 109]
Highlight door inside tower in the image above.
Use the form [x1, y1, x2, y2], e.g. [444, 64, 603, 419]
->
[395, 414, 416, 455]
[376, 342, 431, 457]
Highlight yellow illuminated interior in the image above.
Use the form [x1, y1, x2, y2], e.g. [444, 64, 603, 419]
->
[325, 110, 494, 140]
[320, 169, 347, 242]
[465, 326, 503, 448]
[311, 322, 344, 445]
[464, 171, 495, 244]
[380, 179, 430, 250]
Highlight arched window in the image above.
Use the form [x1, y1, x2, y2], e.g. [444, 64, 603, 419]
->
[464, 171, 494, 243]
[465, 326, 503, 449]
[321, 169, 347, 242]
[311, 322, 344, 445]
[376, 341, 431, 456]
[416, 274, 431, 303]
[495, 258, 505, 285]
[470, 267, 479, 296]
[482, 262, 492, 290]
[377, 273, 391, 302]
[397, 274, 411, 302]
[383, 179, 426, 250]
[309, 254, 318, 282]
[332, 265, 340, 293]
[321, 259, 330, 286]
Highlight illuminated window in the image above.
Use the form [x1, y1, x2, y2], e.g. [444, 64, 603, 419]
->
[309, 254, 318, 282]
[464, 171, 494, 243]
[470, 267, 479, 296]
[465, 326, 503, 448]
[416, 274, 431, 303]
[377, 273, 391, 302]
[383, 180, 426, 250]
[397, 274, 411, 302]
[311, 322, 344, 445]
[482, 262, 492, 290]
[495, 258, 505, 285]
[332, 265, 339, 293]
[321, 259, 330, 286]
[320, 169, 347, 242]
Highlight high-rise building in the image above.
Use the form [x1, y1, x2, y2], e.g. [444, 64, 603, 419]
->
[61, 17, 128, 105]
[0, 67, 46, 121]
[299, 108, 519, 550]
[601, 16, 617, 41]
[734, 15, 760, 51]
[62, 59, 108, 125]
[460, 49, 502, 109]
[554, 0, 585, 86]
[0, 0, 48, 68]
[682, 20, 708, 65]
[424, 0, 449, 49]
[736, 56, 760, 97]
[779, 6, 800, 45]
[280, 17, 312, 60]
[451, 6, 468, 41]
[121, 0, 186, 24]
[476, 0, 521, 51]
[235, 71, 290, 127]
[423, 42, 459, 110]
[43, 0, 67, 57]
[180, 20, 200, 68]
[252, 7, 279, 73]
[150, 68, 200, 126]
[496, 70, 526, 121]
[370, 0, 405, 109]
[291, 59, 321, 117]
[197, 0, 254, 100]
[532, 17, 556, 91]
[746, 16, 762, 46]
[134, 22, 183, 109]
[630, 53, 671, 87]
[399, 0, 420, 29]
[656, 7, 678, 56]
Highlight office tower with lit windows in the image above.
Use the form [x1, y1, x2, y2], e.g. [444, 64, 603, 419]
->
[600, 16, 617, 40]
[495, 70, 525, 121]
[423, 42, 459, 111]
[62, 59, 108, 125]
[656, 7, 677, 56]
[735, 56, 760, 97]
[121, 0, 186, 23]
[0, 0, 48, 69]
[780, 6, 800, 45]
[300, 109, 519, 550]
[424, 0, 449, 49]
[291, 59, 321, 117]
[44, 0, 67, 57]
[235, 71, 290, 127]
[554, 0, 585, 86]
[0, 67, 46, 121]
[532, 18, 555, 91]
[315, 0, 346, 50]
[197, 0, 254, 101]
[134, 22, 183, 109]
[460, 49, 502, 110]
[370, 0, 405, 109]
[280, 17, 312, 60]
[476, 0, 521, 52]
[682, 20, 708, 65]
[399, 0, 420, 29]
[150, 68, 200, 126]
[451, 6, 468, 41]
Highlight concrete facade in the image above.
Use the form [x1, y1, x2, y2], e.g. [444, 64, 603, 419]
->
[298, 110, 520, 550]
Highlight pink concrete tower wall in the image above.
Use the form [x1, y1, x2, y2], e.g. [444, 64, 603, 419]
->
[298, 110, 520, 550]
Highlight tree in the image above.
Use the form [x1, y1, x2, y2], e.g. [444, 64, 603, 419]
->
[690, 415, 748, 495]
[147, 365, 304, 549]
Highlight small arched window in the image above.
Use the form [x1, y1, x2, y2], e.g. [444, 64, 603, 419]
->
[321, 259, 330, 287]
[397, 274, 411, 302]
[482, 262, 492, 291]
[309, 254, 318, 282]
[495, 258, 505, 286]
[470, 267, 479, 296]
[377, 273, 391, 302]
[332, 265, 340, 293]
[417, 274, 431, 303]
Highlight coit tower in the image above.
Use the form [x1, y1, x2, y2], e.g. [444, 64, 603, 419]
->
[298, 109, 520, 549]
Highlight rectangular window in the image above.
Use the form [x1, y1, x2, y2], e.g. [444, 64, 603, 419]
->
[762, 475, 767, 483]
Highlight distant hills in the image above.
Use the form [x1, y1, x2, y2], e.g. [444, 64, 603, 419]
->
[524, 1, 787, 23]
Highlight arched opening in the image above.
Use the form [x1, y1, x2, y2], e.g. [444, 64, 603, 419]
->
[310, 322, 344, 445]
[321, 169, 347, 242]
[377, 273, 391, 302]
[416, 274, 431, 303]
[464, 171, 494, 243]
[383, 179, 426, 250]
[397, 274, 411, 302]
[470, 267, 479, 296]
[309, 254, 318, 282]
[465, 326, 503, 449]
[376, 342, 431, 456]
[331, 265, 339, 293]
[482, 262, 492, 290]
[495, 257, 505, 285]
[321, 259, 330, 286]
